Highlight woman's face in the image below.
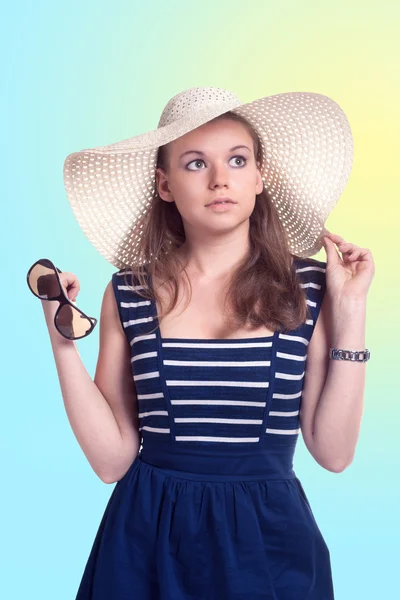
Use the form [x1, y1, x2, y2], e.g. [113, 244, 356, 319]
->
[156, 118, 264, 236]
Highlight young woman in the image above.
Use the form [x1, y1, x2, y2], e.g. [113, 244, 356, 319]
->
[43, 86, 374, 598]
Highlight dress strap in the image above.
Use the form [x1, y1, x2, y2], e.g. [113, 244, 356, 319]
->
[294, 258, 327, 335]
[111, 268, 155, 343]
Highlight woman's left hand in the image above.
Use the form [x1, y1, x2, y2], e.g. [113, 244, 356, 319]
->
[322, 232, 375, 301]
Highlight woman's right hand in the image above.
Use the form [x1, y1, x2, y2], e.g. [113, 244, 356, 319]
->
[40, 271, 81, 329]
[38, 270, 81, 304]
[57, 271, 81, 303]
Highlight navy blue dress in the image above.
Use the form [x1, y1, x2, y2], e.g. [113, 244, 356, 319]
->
[75, 257, 335, 600]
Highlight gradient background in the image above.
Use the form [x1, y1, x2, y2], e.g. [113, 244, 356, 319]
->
[2, 1, 398, 598]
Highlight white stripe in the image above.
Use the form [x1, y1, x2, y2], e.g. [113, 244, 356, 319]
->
[276, 352, 306, 361]
[139, 410, 168, 417]
[175, 436, 259, 442]
[296, 266, 326, 273]
[266, 428, 301, 435]
[279, 333, 309, 345]
[163, 359, 271, 367]
[300, 282, 322, 290]
[116, 270, 135, 276]
[162, 340, 273, 349]
[123, 316, 154, 328]
[139, 425, 170, 433]
[174, 417, 263, 424]
[269, 410, 299, 417]
[273, 391, 302, 399]
[134, 371, 159, 381]
[171, 399, 266, 407]
[306, 319, 313, 325]
[276, 371, 305, 380]
[132, 351, 158, 362]
[137, 392, 164, 400]
[117, 284, 144, 291]
[166, 380, 269, 388]
[120, 300, 151, 307]
[131, 333, 157, 345]
[306, 299, 317, 307]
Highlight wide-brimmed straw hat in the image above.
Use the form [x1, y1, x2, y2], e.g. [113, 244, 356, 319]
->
[63, 86, 353, 269]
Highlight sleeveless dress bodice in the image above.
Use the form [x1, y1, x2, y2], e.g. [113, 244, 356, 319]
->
[75, 257, 335, 600]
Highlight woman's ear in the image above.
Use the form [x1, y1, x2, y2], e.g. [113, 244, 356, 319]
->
[255, 167, 264, 195]
[156, 167, 174, 203]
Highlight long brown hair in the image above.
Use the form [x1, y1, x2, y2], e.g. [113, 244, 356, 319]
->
[122, 111, 314, 334]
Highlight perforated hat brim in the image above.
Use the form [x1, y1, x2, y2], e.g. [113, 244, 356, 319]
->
[63, 87, 353, 268]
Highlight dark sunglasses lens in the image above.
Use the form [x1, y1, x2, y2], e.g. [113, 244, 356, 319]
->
[28, 263, 61, 300]
[55, 304, 93, 339]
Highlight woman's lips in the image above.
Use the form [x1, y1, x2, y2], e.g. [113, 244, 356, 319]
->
[206, 197, 235, 206]
[206, 200, 237, 211]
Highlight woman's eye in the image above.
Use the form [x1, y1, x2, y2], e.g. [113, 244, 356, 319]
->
[186, 155, 247, 170]
[229, 155, 247, 167]
[187, 159, 205, 170]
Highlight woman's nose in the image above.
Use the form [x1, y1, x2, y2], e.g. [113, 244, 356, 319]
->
[209, 163, 229, 188]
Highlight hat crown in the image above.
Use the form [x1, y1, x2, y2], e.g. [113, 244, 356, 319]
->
[158, 86, 241, 128]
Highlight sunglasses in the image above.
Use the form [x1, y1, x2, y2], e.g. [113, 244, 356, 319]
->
[26, 258, 98, 340]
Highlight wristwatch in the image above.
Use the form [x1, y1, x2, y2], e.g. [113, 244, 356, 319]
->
[330, 348, 370, 362]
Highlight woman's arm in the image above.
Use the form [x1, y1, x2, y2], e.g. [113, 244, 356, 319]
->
[299, 291, 367, 472]
[41, 281, 140, 483]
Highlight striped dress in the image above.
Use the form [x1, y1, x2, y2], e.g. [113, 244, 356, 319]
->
[75, 257, 335, 600]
